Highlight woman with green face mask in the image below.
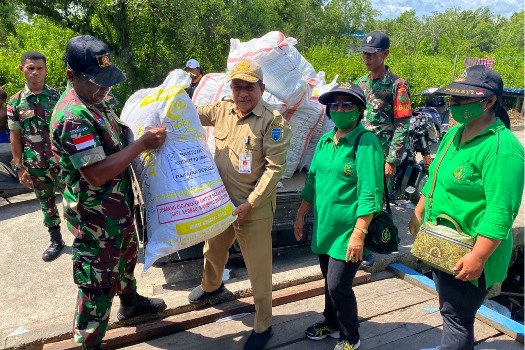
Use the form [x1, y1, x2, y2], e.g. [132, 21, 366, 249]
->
[408, 65, 523, 350]
[293, 82, 384, 350]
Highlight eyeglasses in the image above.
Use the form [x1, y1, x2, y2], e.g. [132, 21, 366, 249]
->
[329, 102, 356, 112]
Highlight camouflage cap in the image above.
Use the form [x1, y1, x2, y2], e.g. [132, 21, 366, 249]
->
[65, 35, 126, 87]
[228, 58, 263, 83]
[436, 65, 503, 98]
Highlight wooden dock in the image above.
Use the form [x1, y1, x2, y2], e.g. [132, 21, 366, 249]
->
[44, 267, 523, 350]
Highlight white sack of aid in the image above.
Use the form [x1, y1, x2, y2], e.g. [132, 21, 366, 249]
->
[121, 69, 236, 271]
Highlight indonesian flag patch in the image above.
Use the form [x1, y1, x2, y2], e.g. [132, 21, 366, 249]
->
[73, 134, 96, 151]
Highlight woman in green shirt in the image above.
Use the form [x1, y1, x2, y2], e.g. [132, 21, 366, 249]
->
[409, 65, 523, 350]
[294, 83, 384, 350]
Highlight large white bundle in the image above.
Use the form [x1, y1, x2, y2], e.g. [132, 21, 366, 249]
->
[193, 32, 325, 178]
[227, 31, 316, 109]
[282, 99, 325, 178]
[298, 73, 338, 171]
[297, 111, 324, 172]
[192, 73, 231, 106]
[121, 69, 237, 271]
[321, 114, 335, 134]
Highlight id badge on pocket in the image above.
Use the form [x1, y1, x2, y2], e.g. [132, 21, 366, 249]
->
[239, 152, 252, 174]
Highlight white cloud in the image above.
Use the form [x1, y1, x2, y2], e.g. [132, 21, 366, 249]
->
[372, 0, 524, 19]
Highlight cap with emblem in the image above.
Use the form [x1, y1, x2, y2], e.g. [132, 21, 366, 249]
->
[65, 35, 126, 87]
[228, 58, 263, 83]
[361, 31, 390, 53]
[185, 59, 200, 69]
[436, 65, 503, 98]
[318, 82, 366, 109]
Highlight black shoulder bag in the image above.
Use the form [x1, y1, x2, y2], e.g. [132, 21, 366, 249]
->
[354, 131, 400, 254]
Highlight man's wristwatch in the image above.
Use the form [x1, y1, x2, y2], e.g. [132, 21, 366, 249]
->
[10, 160, 23, 172]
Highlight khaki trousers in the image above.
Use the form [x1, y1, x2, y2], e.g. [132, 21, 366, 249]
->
[202, 215, 273, 333]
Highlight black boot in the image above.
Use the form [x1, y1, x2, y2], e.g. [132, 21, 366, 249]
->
[42, 226, 65, 262]
[82, 343, 102, 350]
[117, 289, 167, 321]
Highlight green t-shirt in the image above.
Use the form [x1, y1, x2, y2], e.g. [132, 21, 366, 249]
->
[422, 118, 524, 287]
[301, 123, 384, 260]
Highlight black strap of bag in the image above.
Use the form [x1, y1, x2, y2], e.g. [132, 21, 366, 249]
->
[353, 131, 399, 253]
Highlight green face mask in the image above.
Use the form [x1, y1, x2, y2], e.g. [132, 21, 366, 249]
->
[449, 100, 485, 124]
[330, 110, 360, 130]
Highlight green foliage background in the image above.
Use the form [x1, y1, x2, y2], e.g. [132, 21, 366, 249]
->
[0, 1, 523, 111]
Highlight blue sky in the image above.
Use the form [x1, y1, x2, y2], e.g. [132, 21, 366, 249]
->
[371, 0, 524, 19]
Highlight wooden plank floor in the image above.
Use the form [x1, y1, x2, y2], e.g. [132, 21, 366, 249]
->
[121, 276, 521, 350]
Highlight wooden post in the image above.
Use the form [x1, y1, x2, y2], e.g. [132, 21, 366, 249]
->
[452, 54, 459, 78]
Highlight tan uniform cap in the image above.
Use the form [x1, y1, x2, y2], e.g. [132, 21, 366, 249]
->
[228, 58, 263, 83]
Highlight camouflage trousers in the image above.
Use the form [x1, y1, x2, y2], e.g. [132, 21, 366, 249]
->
[26, 167, 63, 228]
[72, 226, 138, 345]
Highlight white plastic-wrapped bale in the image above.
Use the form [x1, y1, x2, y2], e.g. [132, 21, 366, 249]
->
[282, 99, 325, 178]
[227, 31, 316, 110]
[194, 31, 323, 178]
[298, 105, 325, 172]
[298, 74, 338, 172]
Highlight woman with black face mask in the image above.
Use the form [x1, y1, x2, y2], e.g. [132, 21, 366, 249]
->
[409, 65, 524, 350]
[294, 82, 384, 350]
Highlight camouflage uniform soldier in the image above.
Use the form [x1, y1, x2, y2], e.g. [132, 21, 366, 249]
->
[356, 31, 412, 176]
[356, 31, 412, 268]
[7, 51, 65, 262]
[51, 35, 167, 350]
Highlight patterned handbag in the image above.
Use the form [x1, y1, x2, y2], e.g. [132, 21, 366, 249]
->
[412, 215, 475, 275]
[410, 131, 476, 275]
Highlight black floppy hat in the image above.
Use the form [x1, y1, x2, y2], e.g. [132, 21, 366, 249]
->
[436, 65, 503, 98]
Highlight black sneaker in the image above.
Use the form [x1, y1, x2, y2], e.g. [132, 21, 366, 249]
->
[117, 291, 166, 321]
[243, 326, 273, 350]
[188, 282, 225, 303]
[305, 320, 340, 340]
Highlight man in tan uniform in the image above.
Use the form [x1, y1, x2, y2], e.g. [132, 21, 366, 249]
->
[188, 58, 291, 350]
